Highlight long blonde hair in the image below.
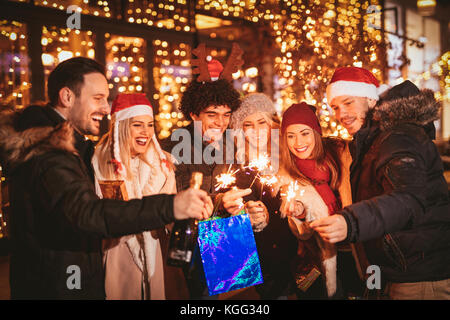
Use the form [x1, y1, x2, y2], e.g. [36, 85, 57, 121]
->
[280, 129, 340, 190]
[95, 114, 152, 181]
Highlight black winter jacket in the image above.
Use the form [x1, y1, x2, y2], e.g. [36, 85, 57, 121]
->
[340, 81, 450, 283]
[0, 105, 175, 299]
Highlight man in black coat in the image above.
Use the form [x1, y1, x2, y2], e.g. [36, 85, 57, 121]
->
[311, 67, 450, 299]
[0, 57, 213, 299]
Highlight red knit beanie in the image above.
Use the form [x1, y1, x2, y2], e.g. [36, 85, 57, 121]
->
[281, 102, 322, 136]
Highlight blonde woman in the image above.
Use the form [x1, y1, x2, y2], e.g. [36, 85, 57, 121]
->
[92, 93, 177, 300]
[220, 92, 299, 299]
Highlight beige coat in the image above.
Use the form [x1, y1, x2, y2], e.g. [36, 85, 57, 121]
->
[93, 144, 178, 300]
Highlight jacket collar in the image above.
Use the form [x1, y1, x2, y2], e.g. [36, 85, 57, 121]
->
[374, 83, 439, 139]
[349, 109, 380, 177]
[0, 108, 77, 173]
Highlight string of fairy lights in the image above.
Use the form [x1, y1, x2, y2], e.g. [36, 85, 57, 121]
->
[1, 1, 448, 131]
[0, 1, 449, 238]
[153, 40, 192, 139]
[0, 20, 31, 109]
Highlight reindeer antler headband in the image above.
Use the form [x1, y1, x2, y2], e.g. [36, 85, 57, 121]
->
[191, 43, 244, 82]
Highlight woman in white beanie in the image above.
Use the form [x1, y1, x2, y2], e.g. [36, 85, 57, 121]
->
[92, 93, 185, 300]
[222, 92, 299, 299]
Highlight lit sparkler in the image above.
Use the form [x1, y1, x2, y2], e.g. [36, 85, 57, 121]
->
[246, 153, 270, 172]
[281, 180, 304, 202]
[259, 175, 278, 187]
[246, 153, 272, 188]
[214, 169, 240, 191]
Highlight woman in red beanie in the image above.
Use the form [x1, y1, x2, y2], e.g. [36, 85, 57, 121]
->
[276, 102, 355, 299]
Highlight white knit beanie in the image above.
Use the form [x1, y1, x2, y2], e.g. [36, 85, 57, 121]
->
[230, 93, 276, 129]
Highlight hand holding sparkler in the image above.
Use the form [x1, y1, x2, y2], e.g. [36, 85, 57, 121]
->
[245, 200, 269, 232]
[222, 188, 252, 215]
[280, 181, 306, 219]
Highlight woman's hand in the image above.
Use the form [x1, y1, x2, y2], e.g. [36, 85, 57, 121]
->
[245, 201, 269, 232]
[280, 198, 305, 219]
[222, 188, 252, 215]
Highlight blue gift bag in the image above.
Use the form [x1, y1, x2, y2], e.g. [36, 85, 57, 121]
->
[197, 213, 263, 296]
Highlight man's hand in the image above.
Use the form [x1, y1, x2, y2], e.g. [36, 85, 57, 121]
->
[173, 188, 213, 220]
[245, 201, 269, 232]
[222, 188, 252, 215]
[310, 215, 348, 243]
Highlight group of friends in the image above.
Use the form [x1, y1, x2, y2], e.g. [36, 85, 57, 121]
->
[0, 51, 448, 300]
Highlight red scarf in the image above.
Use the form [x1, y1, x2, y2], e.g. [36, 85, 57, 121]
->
[295, 158, 340, 215]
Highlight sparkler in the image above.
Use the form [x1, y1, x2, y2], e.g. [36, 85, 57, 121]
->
[213, 165, 240, 217]
[281, 180, 304, 202]
[246, 153, 272, 189]
[247, 153, 270, 172]
[214, 168, 240, 191]
[259, 175, 278, 187]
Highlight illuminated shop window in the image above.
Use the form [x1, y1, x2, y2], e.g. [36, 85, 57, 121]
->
[41, 26, 95, 100]
[105, 34, 147, 100]
[0, 20, 31, 109]
[153, 40, 192, 139]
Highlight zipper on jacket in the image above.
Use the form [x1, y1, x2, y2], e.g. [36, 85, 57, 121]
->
[383, 233, 408, 271]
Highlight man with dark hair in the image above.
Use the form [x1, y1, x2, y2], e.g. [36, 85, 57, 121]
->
[310, 67, 450, 299]
[0, 57, 213, 299]
[163, 78, 241, 192]
[160, 56, 256, 299]
[47, 56, 106, 107]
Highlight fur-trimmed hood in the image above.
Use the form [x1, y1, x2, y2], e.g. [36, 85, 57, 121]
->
[0, 110, 76, 172]
[374, 80, 440, 132]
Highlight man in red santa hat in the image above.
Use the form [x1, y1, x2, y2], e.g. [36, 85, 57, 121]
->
[310, 66, 450, 299]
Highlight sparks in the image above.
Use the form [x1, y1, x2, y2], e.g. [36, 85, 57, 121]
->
[281, 180, 304, 202]
[214, 169, 240, 191]
[259, 175, 278, 187]
[246, 153, 271, 172]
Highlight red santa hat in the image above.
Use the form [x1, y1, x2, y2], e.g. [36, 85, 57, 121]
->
[110, 93, 168, 176]
[326, 66, 389, 104]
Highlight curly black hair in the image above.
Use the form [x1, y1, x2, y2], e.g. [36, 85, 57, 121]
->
[180, 79, 241, 120]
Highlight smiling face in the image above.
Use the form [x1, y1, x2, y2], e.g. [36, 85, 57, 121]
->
[286, 124, 316, 160]
[190, 105, 232, 143]
[67, 72, 110, 136]
[129, 114, 154, 158]
[242, 112, 271, 150]
[330, 95, 376, 135]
